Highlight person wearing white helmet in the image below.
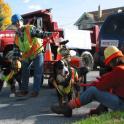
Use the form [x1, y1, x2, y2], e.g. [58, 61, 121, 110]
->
[51, 45, 124, 117]
[11, 14, 46, 97]
[56, 38, 69, 60]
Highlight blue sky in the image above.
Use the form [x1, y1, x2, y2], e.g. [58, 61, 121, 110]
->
[4, 0, 124, 29]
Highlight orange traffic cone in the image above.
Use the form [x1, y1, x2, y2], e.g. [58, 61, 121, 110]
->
[44, 43, 53, 61]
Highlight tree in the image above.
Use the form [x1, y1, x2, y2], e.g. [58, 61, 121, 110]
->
[0, 0, 12, 30]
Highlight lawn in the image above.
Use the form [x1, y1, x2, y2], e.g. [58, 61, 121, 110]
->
[73, 111, 124, 124]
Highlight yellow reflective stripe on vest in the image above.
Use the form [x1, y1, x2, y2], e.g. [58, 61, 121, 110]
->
[15, 26, 32, 52]
[25, 25, 33, 45]
[23, 25, 43, 59]
[1, 71, 15, 82]
[15, 25, 43, 60]
[71, 67, 78, 82]
[58, 84, 72, 95]
[22, 38, 43, 60]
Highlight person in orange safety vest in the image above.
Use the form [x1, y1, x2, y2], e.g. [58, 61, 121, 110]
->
[11, 14, 49, 97]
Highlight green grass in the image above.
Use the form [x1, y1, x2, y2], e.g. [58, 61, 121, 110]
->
[73, 111, 124, 124]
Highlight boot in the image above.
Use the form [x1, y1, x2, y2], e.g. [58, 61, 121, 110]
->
[51, 103, 72, 117]
[30, 91, 39, 97]
[15, 91, 28, 97]
[89, 104, 108, 116]
[51, 98, 81, 117]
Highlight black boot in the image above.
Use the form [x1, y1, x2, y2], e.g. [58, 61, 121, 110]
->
[89, 104, 108, 116]
[51, 104, 72, 117]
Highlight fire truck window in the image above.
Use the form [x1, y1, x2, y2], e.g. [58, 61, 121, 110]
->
[37, 17, 43, 30]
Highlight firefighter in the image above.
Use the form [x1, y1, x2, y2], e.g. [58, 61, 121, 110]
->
[51, 46, 124, 117]
[11, 14, 45, 97]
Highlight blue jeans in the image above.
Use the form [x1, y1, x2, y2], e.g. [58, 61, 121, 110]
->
[80, 86, 124, 111]
[21, 53, 44, 92]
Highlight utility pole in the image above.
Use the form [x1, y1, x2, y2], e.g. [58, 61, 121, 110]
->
[98, 5, 102, 20]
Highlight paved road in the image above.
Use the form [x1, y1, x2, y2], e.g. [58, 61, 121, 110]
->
[0, 71, 99, 124]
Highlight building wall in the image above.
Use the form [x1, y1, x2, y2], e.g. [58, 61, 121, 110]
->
[75, 6, 124, 30]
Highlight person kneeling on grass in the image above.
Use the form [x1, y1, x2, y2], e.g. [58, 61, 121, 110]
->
[51, 46, 124, 117]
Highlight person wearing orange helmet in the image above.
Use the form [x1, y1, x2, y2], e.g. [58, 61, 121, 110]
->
[51, 45, 124, 117]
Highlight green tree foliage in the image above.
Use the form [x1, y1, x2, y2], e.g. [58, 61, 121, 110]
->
[0, 0, 12, 30]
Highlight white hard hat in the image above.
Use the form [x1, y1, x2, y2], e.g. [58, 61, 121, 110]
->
[57, 37, 69, 45]
[59, 37, 64, 42]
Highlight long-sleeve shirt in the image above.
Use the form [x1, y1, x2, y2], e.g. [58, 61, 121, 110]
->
[80, 65, 124, 98]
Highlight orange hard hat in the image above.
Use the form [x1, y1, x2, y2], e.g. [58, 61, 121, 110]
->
[104, 46, 123, 65]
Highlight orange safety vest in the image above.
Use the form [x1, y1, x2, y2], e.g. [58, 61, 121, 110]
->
[15, 25, 43, 60]
[71, 67, 78, 83]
